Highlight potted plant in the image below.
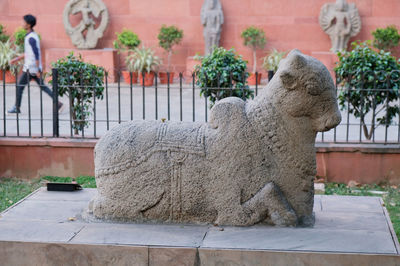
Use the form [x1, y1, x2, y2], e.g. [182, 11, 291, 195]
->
[335, 41, 400, 140]
[194, 47, 253, 107]
[50, 52, 105, 135]
[157, 25, 183, 84]
[0, 40, 20, 83]
[262, 49, 286, 81]
[241, 26, 266, 85]
[372, 25, 400, 52]
[113, 29, 141, 84]
[127, 46, 161, 86]
[0, 24, 10, 43]
[0, 24, 10, 81]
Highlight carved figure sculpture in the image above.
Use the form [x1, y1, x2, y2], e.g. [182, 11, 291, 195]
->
[201, 0, 224, 55]
[89, 50, 341, 227]
[63, 0, 109, 49]
[319, 0, 361, 52]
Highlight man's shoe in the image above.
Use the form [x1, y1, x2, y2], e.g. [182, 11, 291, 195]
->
[7, 106, 20, 114]
[58, 102, 64, 113]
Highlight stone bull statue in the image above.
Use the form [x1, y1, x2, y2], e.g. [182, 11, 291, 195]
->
[89, 49, 341, 227]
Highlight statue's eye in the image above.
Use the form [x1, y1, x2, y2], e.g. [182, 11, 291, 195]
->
[306, 83, 321, 96]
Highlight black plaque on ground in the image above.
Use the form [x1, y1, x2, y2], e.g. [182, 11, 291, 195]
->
[47, 183, 82, 191]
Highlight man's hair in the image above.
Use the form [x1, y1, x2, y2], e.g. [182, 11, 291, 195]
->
[23, 14, 36, 28]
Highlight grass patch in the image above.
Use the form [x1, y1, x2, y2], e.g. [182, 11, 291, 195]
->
[0, 176, 96, 213]
[324, 182, 400, 242]
[0, 178, 42, 212]
[75, 176, 97, 188]
[40, 176, 96, 188]
[382, 189, 400, 241]
[40, 176, 74, 183]
[325, 182, 387, 196]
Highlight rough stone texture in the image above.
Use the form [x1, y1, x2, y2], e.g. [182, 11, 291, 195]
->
[201, 0, 224, 55]
[63, 0, 109, 49]
[90, 49, 342, 226]
[319, 0, 362, 52]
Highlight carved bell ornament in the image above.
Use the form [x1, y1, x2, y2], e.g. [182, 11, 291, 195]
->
[63, 0, 109, 49]
[319, 0, 361, 52]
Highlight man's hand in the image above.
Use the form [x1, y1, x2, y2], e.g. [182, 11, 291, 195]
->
[10, 57, 19, 64]
[10, 55, 24, 64]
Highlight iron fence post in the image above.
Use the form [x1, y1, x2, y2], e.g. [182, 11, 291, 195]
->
[2, 69, 5, 136]
[52, 68, 59, 137]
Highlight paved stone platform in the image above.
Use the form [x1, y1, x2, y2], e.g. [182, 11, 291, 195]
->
[0, 188, 399, 265]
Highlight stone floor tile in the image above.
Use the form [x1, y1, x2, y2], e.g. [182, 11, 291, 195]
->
[201, 226, 397, 254]
[71, 223, 208, 247]
[320, 195, 383, 213]
[0, 220, 84, 242]
[0, 200, 88, 222]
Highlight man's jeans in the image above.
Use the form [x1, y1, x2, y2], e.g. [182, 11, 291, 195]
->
[15, 71, 53, 108]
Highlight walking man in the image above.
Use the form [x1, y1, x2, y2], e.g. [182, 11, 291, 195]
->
[8, 14, 63, 114]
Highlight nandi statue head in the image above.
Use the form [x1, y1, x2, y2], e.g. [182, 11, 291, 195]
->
[250, 49, 341, 133]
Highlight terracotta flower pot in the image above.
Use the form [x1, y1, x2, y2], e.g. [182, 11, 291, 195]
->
[139, 72, 155, 86]
[0, 70, 3, 81]
[159, 72, 174, 84]
[4, 70, 16, 83]
[122, 71, 138, 84]
[268, 70, 275, 81]
[247, 73, 262, 86]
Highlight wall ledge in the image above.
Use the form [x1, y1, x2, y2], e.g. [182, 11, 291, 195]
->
[316, 143, 400, 154]
[0, 137, 97, 148]
[1, 138, 399, 153]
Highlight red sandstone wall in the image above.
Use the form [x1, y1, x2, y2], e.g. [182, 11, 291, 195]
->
[0, 139, 96, 179]
[1, 138, 400, 185]
[0, 0, 399, 73]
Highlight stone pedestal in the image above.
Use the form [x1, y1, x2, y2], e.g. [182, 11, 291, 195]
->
[44, 48, 119, 82]
[311, 51, 339, 79]
[0, 188, 398, 265]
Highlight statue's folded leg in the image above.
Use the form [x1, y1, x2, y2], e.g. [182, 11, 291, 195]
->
[216, 182, 297, 226]
[243, 182, 297, 226]
[88, 193, 147, 221]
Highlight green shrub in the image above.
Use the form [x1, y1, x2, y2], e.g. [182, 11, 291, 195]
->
[372, 25, 400, 51]
[50, 52, 105, 134]
[113, 29, 141, 52]
[194, 47, 253, 107]
[241, 26, 266, 73]
[0, 24, 10, 43]
[335, 41, 400, 140]
[0, 40, 21, 74]
[13, 27, 27, 53]
[158, 25, 183, 71]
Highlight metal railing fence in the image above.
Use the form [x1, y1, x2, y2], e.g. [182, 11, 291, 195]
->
[0, 69, 399, 144]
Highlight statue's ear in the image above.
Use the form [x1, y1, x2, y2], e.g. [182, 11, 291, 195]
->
[280, 71, 297, 90]
[287, 49, 307, 68]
